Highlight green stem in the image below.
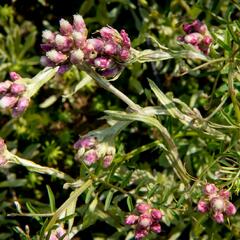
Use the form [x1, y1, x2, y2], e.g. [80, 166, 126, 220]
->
[80, 63, 142, 113]
[228, 62, 240, 123]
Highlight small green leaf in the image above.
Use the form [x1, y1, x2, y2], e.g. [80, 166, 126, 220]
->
[104, 190, 114, 211]
[127, 196, 134, 211]
[46, 185, 56, 212]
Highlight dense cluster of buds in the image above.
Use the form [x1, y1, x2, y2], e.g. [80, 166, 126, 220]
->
[0, 72, 29, 117]
[40, 15, 131, 78]
[178, 20, 212, 55]
[49, 226, 68, 240]
[197, 183, 237, 223]
[125, 203, 163, 239]
[0, 138, 7, 165]
[73, 136, 115, 168]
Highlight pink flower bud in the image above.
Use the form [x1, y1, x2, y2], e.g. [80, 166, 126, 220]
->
[70, 49, 84, 65]
[59, 18, 73, 35]
[10, 83, 26, 95]
[0, 81, 11, 94]
[55, 226, 67, 239]
[9, 72, 21, 81]
[210, 197, 225, 212]
[42, 30, 55, 43]
[73, 15, 86, 32]
[40, 56, 55, 67]
[219, 189, 230, 200]
[119, 48, 130, 61]
[120, 29, 131, 48]
[104, 42, 118, 55]
[0, 95, 18, 108]
[83, 150, 98, 165]
[225, 202, 237, 216]
[203, 183, 218, 195]
[213, 211, 224, 223]
[177, 36, 185, 42]
[12, 97, 30, 117]
[74, 136, 96, 149]
[150, 223, 161, 233]
[202, 35, 212, 45]
[184, 33, 203, 45]
[55, 34, 72, 52]
[135, 227, 149, 240]
[99, 27, 116, 40]
[183, 23, 193, 33]
[103, 155, 113, 168]
[125, 214, 138, 225]
[197, 200, 209, 213]
[87, 38, 104, 52]
[192, 20, 207, 34]
[94, 57, 112, 69]
[46, 50, 67, 64]
[151, 209, 163, 220]
[72, 31, 86, 48]
[136, 203, 151, 214]
[138, 214, 152, 228]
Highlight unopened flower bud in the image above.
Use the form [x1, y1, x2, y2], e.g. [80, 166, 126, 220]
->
[0, 95, 18, 108]
[151, 209, 163, 220]
[72, 31, 86, 48]
[55, 34, 72, 51]
[138, 214, 152, 228]
[210, 197, 225, 212]
[184, 33, 203, 45]
[99, 27, 116, 40]
[136, 203, 151, 214]
[40, 44, 53, 52]
[202, 36, 212, 45]
[213, 211, 224, 223]
[119, 48, 130, 61]
[83, 150, 98, 166]
[94, 57, 112, 69]
[203, 183, 218, 195]
[74, 137, 96, 149]
[9, 72, 21, 81]
[12, 97, 30, 117]
[219, 189, 230, 200]
[225, 202, 237, 216]
[135, 227, 148, 240]
[150, 223, 161, 233]
[192, 20, 207, 34]
[70, 49, 84, 65]
[46, 50, 67, 64]
[73, 15, 86, 32]
[183, 23, 193, 33]
[104, 42, 118, 55]
[197, 200, 209, 213]
[58, 65, 70, 74]
[0, 156, 7, 166]
[120, 29, 131, 48]
[101, 65, 121, 78]
[0, 81, 11, 93]
[10, 83, 26, 95]
[42, 30, 55, 43]
[125, 214, 138, 225]
[59, 18, 73, 35]
[87, 38, 104, 52]
[103, 155, 113, 168]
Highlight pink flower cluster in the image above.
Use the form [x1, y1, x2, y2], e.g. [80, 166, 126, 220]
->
[178, 20, 212, 55]
[0, 138, 7, 165]
[40, 15, 131, 78]
[125, 203, 163, 239]
[0, 72, 29, 117]
[197, 183, 237, 223]
[73, 136, 115, 168]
